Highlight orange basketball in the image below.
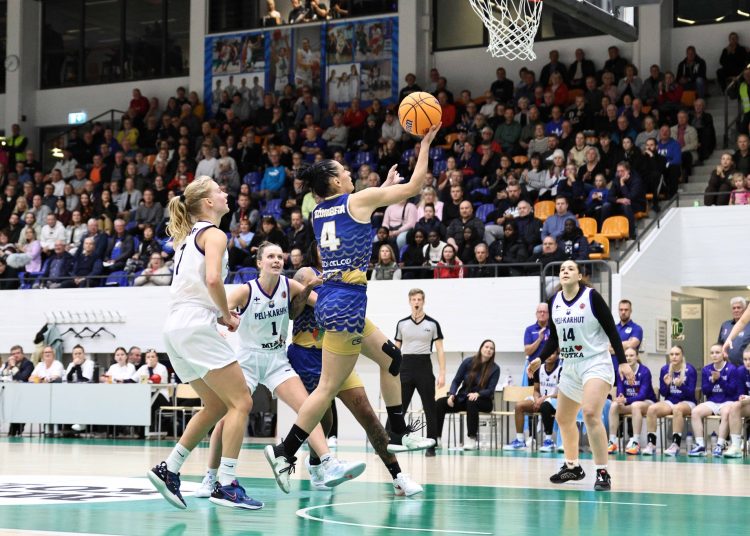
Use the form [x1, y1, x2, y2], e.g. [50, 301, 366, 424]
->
[398, 91, 442, 136]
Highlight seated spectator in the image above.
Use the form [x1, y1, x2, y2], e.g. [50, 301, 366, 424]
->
[399, 229, 428, 280]
[611, 116, 637, 148]
[688, 345, 736, 456]
[455, 226, 482, 264]
[541, 195, 576, 244]
[446, 200, 484, 249]
[491, 66, 515, 104]
[547, 72, 569, 108]
[322, 112, 348, 154]
[600, 161, 645, 238]
[535, 235, 566, 270]
[466, 242, 493, 278]
[3, 345, 34, 436]
[512, 200, 542, 255]
[248, 215, 288, 260]
[670, 110, 699, 179]
[585, 173, 609, 218]
[642, 346, 697, 456]
[521, 154, 549, 201]
[435, 340, 500, 450]
[433, 243, 463, 279]
[6, 227, 41, 273]
[676, 45, 707, 99]
[606, 347, 656, 454]
[568, 48, 595, 90]
[103, 219, 135, 272]
[63, 237, 103, 288]
[133, 189, 163, 235]
[615, 64, 642, 105]
[65, 344, 94, 383]
[557, 218, 589, 260]
[723, 348, 750, 458]
[131, 224, 163, 265]
[134, 253, 172, 286]
[656, 125, 682, 197]
[31, 346, 65, 383]
[640, 137, 668, 204]
[635, 116, 658, 150]
[420, 227, 447, 270]
[504, 350, 561, 451]
[286, 209, 312, 253]
[416, 187, 443, 221]
[0, 258, 19, 290]
[489, 221, 529, 276]
[383, 198, 417, 250]
[729, 173, 750, 205]
[540, 50, 567, 88]
[65, 212, 90, 255]
[53, 196, 72, 227]
[116, 177, 143, 221]
[657, 71, 683, 124]
[105, 347, 136, 383]
[734, 134, 750, 175]
[705, 152, 735, 206]
[40, 213, 66, 256]
[557, 164, 586, 215]
[40, 240, 74, 289]
[494, 108, 522, 155]
[228, 217, 255, 269]
[687, 99, 714, 163]
[195, 144, 218, 178]
[371, 243, 401, 281]
[259, 150, 287, 200]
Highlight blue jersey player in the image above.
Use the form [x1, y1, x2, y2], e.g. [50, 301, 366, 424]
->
[724, 348, 750, 458]
[265, 123, 441, 493]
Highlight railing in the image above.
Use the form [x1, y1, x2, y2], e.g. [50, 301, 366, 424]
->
[723, 76, 745, 149]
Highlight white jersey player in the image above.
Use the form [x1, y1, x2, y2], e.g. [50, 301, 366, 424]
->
[194, 242, 366, 497]
[529, 260, 633, 491]
[148, 177, 262, 511]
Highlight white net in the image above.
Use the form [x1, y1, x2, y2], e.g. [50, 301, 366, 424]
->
[469, 0, 543, 61]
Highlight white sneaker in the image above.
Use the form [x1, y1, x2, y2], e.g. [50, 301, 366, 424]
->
[264, 445, 294, 494]
[436, 438, 442, 449]
[193, 472, 216, 498]
[71, 424, 84, 432]
[320, 456, 366, 488]
[393, 473, 423, 497]
[641, 443, 656, 456]
[327, 436, 338, 448]
[723, 445, 743, 458]
[463, 437, 478, 450]
[664, 442, 680, 456]
[304, 456, 329, 491]
[387, 434, 436, 453]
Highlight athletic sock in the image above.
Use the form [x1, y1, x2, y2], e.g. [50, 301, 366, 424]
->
[544, 434, 552, 441]
[387, 405, 407, 435]
[731, 434, 742, 447]
[516, 433, 524, 442]
[647, 433, 657, 446]
[218, 457, 237, 486]
[206, 468, 218, 479]
[385, 461, 402, 480]
[717, 437, 726, 447]
[565, 459, 580, 469]
[672, 433, 681, 447]
[696, 436, 705, 447]
[281, 424, 309, 458]
[609, 434, 617, 443]
[165, 443, 191, 473]
[594, 464, 607, 471]
[309, 455, 321, 466]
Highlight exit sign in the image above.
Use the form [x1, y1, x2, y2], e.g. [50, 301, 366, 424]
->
[68, 111, 88, 125]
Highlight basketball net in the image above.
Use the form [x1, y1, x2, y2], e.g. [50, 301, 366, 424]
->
[469, 0, 543, 61]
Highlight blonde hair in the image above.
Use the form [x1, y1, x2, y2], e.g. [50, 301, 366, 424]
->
[667, 345, 687, 386]
[166, 176, 216, 246]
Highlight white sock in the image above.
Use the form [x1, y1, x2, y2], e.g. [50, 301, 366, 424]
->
[544, 434, 552, 441]
[594, 464, 607, 471]
[609, 434, 617, 443]
[205, 468, 217, 480]
[516, 433, 524, 441]
[731, 434, 742, 447]
[717, 437, 726, 447]
[165, 443, 190, 474]
[565, 459, 579, 468]
[696, 437, 705, 447]
[320, 453, 333, 464]
[218, 457, 238, 486]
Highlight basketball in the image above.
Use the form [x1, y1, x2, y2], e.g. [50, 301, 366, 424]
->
[398, 91, 442, 136]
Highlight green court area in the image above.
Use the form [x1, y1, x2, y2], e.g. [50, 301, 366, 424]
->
[0, 474, 745, 536]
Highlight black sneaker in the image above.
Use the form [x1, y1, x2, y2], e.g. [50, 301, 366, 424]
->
[147, 461, 187, 509]
[425, 447, 436, 457]
[549, 464, 586, 484]
[594, 469, 611, 491]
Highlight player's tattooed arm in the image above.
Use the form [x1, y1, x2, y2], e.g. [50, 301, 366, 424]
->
[289, 268, 319, 320]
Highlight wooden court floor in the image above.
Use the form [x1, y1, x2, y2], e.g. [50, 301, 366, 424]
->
[0, 437, 748, 535]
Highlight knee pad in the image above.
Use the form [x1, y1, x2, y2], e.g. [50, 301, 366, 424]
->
[382, 340, 402, 377]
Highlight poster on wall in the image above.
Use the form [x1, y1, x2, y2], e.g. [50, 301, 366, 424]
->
[204, 16, 398, 115]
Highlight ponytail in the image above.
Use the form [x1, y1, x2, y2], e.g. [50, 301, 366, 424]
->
[167, 176, 215, 246]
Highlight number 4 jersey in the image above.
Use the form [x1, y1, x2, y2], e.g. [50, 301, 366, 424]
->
[312, 193, 371, 286]
[237, 277, 291, 351]
[550, 287, 611, 362]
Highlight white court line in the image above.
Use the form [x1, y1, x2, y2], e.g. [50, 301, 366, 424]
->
[0, 530, 110, 536]
[296, 497, 668, 533]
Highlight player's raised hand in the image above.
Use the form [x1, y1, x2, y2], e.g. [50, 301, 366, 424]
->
[381, 164, 403, 188]
[422, 123, 442, 146]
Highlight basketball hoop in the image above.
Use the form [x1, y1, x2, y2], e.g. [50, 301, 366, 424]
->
[469, 0, 543, 61]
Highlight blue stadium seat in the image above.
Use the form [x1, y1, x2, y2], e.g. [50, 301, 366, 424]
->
[261, 198, 282, 220]
[105, 270, 129, 287]
[18, 259, 51, 289]
[233, 267, 258, 284]
[429, 147, 445, 161]
[353, 150, 376, 171]
[476, 203, 495, 223]
[432, 159, 447, 175]
[243, 172, 261, 192]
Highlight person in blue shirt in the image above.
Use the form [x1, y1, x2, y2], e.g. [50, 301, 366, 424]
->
[436, 339, 501, 450]
[264, 124, 441, 493]
[723, 348, 750, 458]
[688, 344, 737, 457]
[607, 348, 656, 455]
[656, 125, 682, 197]
[717, 296, 750, 366]
[610, 299, 644, 373]
[522, 303, 551, 386]
[643, 345, 698, 456]
[259, 149, 287, 200]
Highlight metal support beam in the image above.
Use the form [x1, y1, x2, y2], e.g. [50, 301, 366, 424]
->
[544, 0, 639, 42]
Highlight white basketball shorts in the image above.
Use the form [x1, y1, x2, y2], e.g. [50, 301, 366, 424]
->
[557, 352, 615, 404]
[239, 348, 298, 396]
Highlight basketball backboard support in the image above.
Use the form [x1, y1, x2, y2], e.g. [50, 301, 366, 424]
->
[543, 0, 639, 42]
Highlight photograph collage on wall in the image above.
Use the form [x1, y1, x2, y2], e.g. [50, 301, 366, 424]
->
[204, 16, 397, 115]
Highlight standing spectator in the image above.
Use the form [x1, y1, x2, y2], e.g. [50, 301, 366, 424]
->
[393, 289, 445, 456]
[718, 32, 749, 92]
[129, 88, 150, 127]
[435, 340, 500, 450]
[718, 297, 750, 367]
[601, 46, 628, 82]
[611, 299, 644, 371]
[728, 68, 750, 135]
[494, 108, 522, 155]
[523, 303, 551, 386]
[676, 46, 707, 99]
[540, 50, 567, 88]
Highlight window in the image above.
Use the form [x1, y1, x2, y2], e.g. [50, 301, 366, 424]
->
[41, 0, 189, 89]
[208, 0, 398, 34]
[674, 0, 750, 27]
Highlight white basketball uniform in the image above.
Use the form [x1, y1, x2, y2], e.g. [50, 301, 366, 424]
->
[163, 221, 234, 383]
[295, 48, 314, 86]
[236, 277, 298, 395]
[539, 361, 562, 409]
[551, 287, 615, 403]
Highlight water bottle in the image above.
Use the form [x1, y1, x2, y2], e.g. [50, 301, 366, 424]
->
[505, 374, 513, 387]
[170, 373, 176, 385]
[685, 433, 694, 451]
[710, 431, 717, 448]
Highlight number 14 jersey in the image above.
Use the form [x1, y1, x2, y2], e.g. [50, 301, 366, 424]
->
[550, 287, 610, 361]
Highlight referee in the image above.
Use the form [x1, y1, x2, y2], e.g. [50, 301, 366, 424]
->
[394, 289, 446, 457]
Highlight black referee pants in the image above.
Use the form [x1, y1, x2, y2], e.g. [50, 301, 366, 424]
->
[400, 355, 438, 441]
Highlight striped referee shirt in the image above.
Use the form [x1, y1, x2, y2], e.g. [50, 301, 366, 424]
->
[395, 315, 444, 355]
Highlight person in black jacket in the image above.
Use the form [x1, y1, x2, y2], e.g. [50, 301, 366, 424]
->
[4, 345, 34, 436]
[41, 240, 74, 288]
[103, 219, 135, 272]
[0, 258, 19, 290]
[557, 218, 589, 261]
[490, 221, 529, 276]
[513, 201, 543, 255]
[676, 46, 707, 99]
[717, 32, 749, 92]
[435, 340, 500, 450]
[640, 138, 668, 208]
[490, 67, 515, 105]
[567, 48, 596, 90]
[600, 161, 645, 239]
[63, 237, 103, 288]
[467, 242, 494, 278]
[400, 229, 429, 280]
